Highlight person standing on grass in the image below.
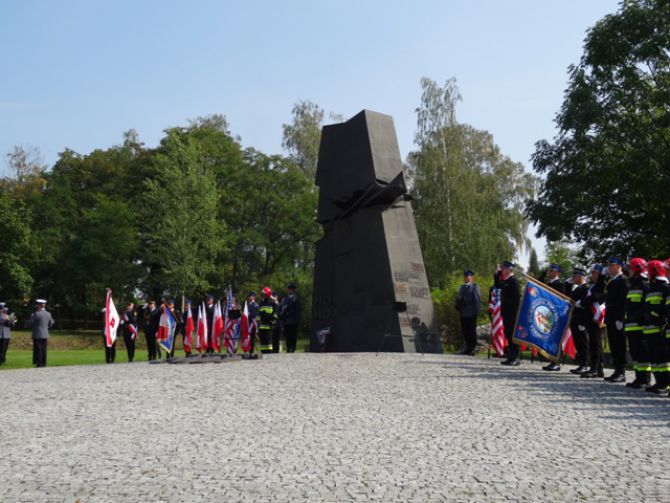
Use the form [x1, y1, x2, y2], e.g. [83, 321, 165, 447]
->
[0, 302, 16, 366]
[27, 299, 54, 368]
[455, 270, 482, 356]
[121, 302, 138, 362]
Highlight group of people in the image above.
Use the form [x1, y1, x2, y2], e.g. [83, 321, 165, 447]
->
[104, 283, 302, 364]
[0, 284, 301, 368]
[455, 258, 670, 396]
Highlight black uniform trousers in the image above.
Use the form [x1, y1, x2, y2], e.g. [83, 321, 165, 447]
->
[272, 324, 281, 353]
[606, 321, 627, 371]
[626, 328, 646, 372]
[502, 313, 518, 360]
[571, 320, 589, 367]
[33, 338, 47, 367]
[0, 339, 9, 364]
[284, 324, 298, 353]
[104, 336, 116, 364]
[123, 332, 135, 362]
[586, 322, 603, 372]
[146, 331, 158, 360]
[460, 316, 478, 352]
[648, 329, 669, 386]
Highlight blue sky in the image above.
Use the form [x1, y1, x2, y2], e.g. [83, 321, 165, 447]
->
[1, 0, 620, 263]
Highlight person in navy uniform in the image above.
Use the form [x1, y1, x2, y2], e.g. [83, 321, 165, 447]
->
[204, 294, 216, 354]
[604, 257, 630, 382]
[0, 302, 16, 366]
[542, 264, 566, 371]
[143, 300, 162, 360]
[567, 268, 591, 374]
[279, 283, 302, 353]
[578, 264, 607, 378]
[455, 269, 482, 355]
[121, 302, 138, 362]
[27, 299, 54, 368]
[497, 262, 521, 366]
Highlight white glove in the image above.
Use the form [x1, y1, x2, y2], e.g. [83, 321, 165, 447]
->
[575, 301, 582, 308]
[615, 321, 623, 331]
[578, 325, 586, 331]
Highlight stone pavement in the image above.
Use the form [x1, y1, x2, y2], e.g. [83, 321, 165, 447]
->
[1, 353, 669, 502]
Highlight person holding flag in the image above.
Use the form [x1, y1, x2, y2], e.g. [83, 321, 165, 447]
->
[156, 299, 179, 358]
[224, 290, 241, 355]
[203, 294, 217, 354]
[121, 301, 138, 362]
[246, 291, 259, 354]
[578, 264, 607, 378]
[542, 264, 567, 371]
[567, 267, 591, 375]
[498, 262, 521, 366]
[103, 289, 120, 364]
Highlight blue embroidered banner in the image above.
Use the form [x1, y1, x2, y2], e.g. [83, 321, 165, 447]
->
[513, 278, 573, 361]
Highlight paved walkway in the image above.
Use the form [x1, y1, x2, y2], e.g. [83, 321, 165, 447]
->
[1, 353, 668, 502]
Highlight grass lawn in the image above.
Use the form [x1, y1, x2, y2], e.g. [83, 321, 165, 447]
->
[0, 332, 313, 370]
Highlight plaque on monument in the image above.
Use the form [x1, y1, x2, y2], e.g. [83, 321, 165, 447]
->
[311, 110, 441, 353]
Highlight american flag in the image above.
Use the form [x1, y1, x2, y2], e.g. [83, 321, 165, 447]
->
[224, 287, 239, 355]
[488, 288, 507, 356]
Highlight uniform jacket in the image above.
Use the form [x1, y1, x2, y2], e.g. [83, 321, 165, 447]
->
[258, 299, 278, 329]
[27, 309, 55, 339]
[643, 278, 670, 330]
[569, 282, 590, 326]
[0, 312, 15, 339]
[279, 293, 302, 327]
[495, 273, 520, 320]
[455, 283, 482, 318]
[605, 274, 629, 324]
[624, 275, 648, 329]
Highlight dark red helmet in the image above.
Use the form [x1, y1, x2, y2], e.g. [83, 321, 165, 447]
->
[647, 260, 667, 278]
[262, 287, 272, 297]
[628, 257, 648, 275]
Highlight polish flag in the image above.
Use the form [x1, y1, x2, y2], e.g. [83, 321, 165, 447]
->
[240, 301, 251, 353]
[196, 303, 208, 353]
[591, 303, 606, 327]
[183, 305, 194, 353]
[561, 328, 576, 359]
[104, 290, 120, 348]
[212, 301, 224, 352]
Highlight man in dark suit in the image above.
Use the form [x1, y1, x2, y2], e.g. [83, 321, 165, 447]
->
[604, 257, 629, 382]
[497, 262, 521, 366]
[27, 299, 54, 368]
[455, 270, 482, 355]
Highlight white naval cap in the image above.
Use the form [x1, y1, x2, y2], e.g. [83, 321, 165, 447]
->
[36, 298, 47, 304]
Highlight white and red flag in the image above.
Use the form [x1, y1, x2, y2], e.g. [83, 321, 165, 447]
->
[212, 301, 224, 353]
[561, 328, 576, 359]
[591, 303, 606, 327]
[104, 290, 120, 348]
[183, 305, 195, 353]
[196, 303, 208, 353]
[240, 301, 251, 353]
[488, 288, 507, 356]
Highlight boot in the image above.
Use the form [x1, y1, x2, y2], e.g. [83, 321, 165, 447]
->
[542, 362, 561, 371]
[646, 372, 670, 394]
[570, 365, 587, 374]
[626, 370, 650, 389]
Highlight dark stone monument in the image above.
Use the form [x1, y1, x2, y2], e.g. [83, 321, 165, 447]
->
[311, 110, 441, 353]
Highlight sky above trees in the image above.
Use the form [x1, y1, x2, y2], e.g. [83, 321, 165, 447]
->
[1, 1, 621, 265]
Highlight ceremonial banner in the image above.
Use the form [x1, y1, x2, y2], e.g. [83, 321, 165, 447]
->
[240, 301, 251, 353]
[157, 305, 178, 354]
[512, 278, 574, 362]
[104, 290, 120, 348]
[184, 305, 194, 353]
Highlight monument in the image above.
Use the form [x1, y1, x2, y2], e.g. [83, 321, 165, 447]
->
[311, 110, 441, 353]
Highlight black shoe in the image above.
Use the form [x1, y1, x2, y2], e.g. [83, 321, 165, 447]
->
[626, 380, 650, 389]
[542, 363, 561, 371]
[570, 366, 587, 374]
[645, 384, 668, 395]
[501, 358, 520, 366]
[604, 371, 625, 383]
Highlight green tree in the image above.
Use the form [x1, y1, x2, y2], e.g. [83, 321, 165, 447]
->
[139, 129, 227, 299]
[0, 189, 35, 302]
[527, 0, 670, 259]
[282, 100, 342, 183]
[528, 247, 541, 278]
[543, 239, 579, 279]
[409, 77, 536, 287]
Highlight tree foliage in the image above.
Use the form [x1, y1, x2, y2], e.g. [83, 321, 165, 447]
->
[409, 78, 536, 288]
[527, 0, 670, 259]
